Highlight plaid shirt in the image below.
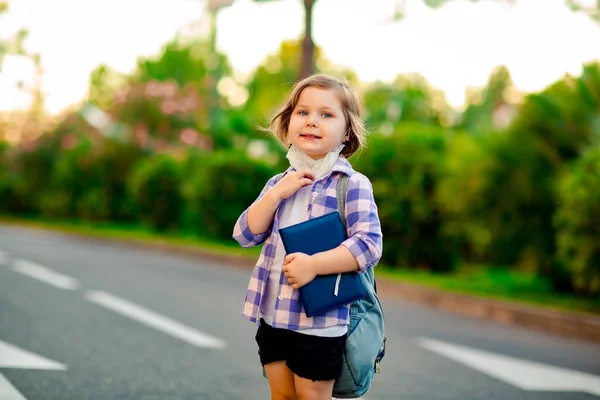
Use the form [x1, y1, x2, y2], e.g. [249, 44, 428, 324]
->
[232, 156, 383, 330]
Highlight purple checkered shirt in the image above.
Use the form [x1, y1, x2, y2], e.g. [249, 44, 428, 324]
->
[232, 156, 383, 330]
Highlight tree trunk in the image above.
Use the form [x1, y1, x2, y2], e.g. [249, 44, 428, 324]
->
[300, 0, 315, 79]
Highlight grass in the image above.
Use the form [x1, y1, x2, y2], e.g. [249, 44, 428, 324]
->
[2, 215, 599, 316]
[377, 265, 600, 315]
[0, 215, 261, 259]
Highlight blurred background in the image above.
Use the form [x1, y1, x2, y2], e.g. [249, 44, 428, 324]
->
[1, 0, 599, 312]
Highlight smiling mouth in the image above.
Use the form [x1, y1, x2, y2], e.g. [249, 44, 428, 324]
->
[300, 134, 321, 139]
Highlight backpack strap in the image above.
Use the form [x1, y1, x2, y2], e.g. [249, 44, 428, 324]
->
[336, 174, 349, 228]
[336, 173, 378, 294]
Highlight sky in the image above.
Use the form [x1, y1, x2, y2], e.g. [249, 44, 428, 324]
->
[1, 0, 599, 114]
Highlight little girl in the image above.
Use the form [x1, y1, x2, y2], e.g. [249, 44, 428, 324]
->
[233, 74, 383, 400]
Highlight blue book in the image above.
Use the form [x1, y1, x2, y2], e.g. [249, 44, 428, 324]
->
[278, 212, 367, 318]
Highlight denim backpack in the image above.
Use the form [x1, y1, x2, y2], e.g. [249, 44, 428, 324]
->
[333, 174, 386, 399]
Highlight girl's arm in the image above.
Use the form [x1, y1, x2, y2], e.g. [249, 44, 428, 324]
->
[233, 169, 315, 248]
[232, 174, 282, 248]
[246, 168, 316, 235]
[283, 246, 358, 289]
[312, 245, 359, 274]
[337, 172, 383, 273]
[246, 189, 282, 235]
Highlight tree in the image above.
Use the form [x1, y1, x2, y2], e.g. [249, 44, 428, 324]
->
[0, 1, 27, 73]
[566, 0, 600, 22]
[363, 73, 450, 131]
[460, 66, 520, 134]
[0, 1, 47, 143]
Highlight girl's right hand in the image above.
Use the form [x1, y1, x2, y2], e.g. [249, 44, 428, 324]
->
[270, 169, 315, 200]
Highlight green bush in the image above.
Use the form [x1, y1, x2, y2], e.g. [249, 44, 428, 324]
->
[10, 135, 60, 214]
[127, 153, 184, 231]
[181, 150, 278, 241]
[78, 140, 145, 222]
[354, 123, 456, 271]
[39, 136, 95, 218]
[554, 147, 600, 296]
[438, 132, 557, 270]
[0, 143, 22, 213]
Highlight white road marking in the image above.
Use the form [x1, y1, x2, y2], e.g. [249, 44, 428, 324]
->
[417, 337, 600, 397]
[0, 339, 66, 370]
[10, 259, 80, 291]
[0, 373, 27, 400]
[85, 291, 226, 350]
[0, 251, 9, 266]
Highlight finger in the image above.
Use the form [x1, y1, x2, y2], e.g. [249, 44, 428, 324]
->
[291, 283, 299, 289]
[299, 169, 315, 181]
[285, 254, 296, 264]
[300, 178, 313, 187]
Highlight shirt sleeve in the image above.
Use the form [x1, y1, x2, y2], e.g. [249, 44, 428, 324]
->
[232, 173, 283, 248]
[341, 173, 383, 273]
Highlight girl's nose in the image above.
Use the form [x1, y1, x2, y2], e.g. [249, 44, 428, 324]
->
[306, 113, 317, 127]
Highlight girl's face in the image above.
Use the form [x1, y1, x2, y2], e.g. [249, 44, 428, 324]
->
[287, 87, 347, 160]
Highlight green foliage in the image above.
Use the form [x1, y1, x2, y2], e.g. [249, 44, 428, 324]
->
[136, 39, 230, 88]
[354, 124, 455, 271]
[87, 64, 126, 111]
[510, 62, 600, 163]
[0, 2, 35, 73]
[181, 150, 278, 241]
[439, 131, 558, 275]
[461, 66, 519, 134]
[554, 147, 600, 296]
[241, 41, 306, 134]
[10, 134, 60, 214]
[0, 142, 21, 212]
[363, 74, 450, 130]
[127, 153, 184, 231]
[37, 134, 95, 218]
[135, 39, 233, 142]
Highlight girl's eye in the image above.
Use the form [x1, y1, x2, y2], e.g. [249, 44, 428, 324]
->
[298, 110, 308, 116]
[322, 112, 333, 118]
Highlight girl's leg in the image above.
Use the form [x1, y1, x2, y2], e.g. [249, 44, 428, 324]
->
[264, 361, 297, 400]
[293, 375, 335, 400]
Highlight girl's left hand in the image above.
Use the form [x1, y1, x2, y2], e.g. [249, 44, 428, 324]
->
[282, 253, 317, 289]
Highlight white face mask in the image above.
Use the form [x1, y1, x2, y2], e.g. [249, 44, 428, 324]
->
[286, 143, 345, 180]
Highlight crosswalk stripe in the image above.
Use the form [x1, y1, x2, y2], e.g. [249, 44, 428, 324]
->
[417, 337, 600, 396]
[0, 373, 27, 400]
[10, 260, 80, 291]
[0, 340, 66, 370]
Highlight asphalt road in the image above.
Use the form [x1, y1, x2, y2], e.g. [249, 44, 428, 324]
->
[1, 225, 599, 400]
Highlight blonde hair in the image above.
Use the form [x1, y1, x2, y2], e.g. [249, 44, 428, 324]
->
[267, 74, 367, 158]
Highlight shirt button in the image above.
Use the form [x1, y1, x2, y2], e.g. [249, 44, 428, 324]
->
[312, 192, 318, 197]
[278, 295, 283, 300]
